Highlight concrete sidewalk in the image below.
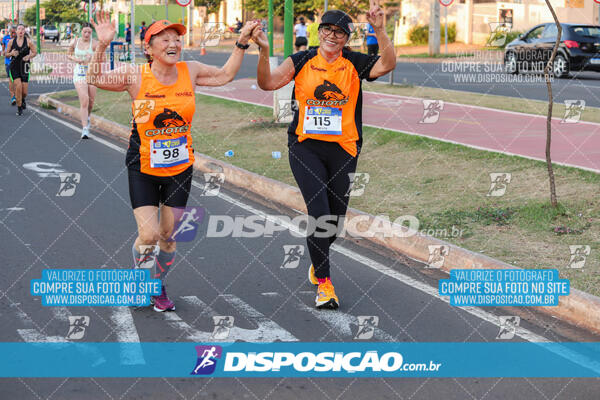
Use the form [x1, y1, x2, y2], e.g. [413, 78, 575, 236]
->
[198, 78, 600, 173]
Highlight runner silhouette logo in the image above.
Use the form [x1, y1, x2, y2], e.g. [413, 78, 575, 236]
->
[191, 345, 222, 375]
[281, 245, 305, 269]
[66, 316, 90, 340]
[57, 172, 81, 197]
[170, 206, 205, 242]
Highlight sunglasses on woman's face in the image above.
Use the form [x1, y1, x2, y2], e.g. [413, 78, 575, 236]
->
[319, 25, 346, 39]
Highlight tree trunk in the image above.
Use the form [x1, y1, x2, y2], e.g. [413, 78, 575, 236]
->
[543, 0, 560, 208]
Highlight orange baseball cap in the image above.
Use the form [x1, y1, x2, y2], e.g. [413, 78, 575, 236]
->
[144, 20, 186, 44]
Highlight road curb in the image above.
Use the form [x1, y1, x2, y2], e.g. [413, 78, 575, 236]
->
[38, 92, 600, 336]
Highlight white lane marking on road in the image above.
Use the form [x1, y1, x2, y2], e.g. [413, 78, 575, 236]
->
[17, 328, 69, 342]
[109, 307, 145, 365]
[175, 295, 297, 342]
[50, 306, 70, 322]
[16, 306, 106, 365]
[32, 109, 127, 154]
[262, 292, 395, 341]
[220, 294, 298, 342]
[34, 105, 600, 373]
[165, 296, 217, 341]
[1, 207, 25, 211]
[17, 329, 106, 366]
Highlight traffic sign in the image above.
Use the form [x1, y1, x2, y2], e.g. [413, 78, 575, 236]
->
[176, 0, 192, 6]
[439, 0, 454, 6]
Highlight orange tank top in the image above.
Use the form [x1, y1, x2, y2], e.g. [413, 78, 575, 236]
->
[126, 61, 196, 176]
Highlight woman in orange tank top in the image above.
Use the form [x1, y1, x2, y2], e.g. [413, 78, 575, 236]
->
[88, 12, 262, 312]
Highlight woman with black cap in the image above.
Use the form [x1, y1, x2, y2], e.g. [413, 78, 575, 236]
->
[88, 13, 261, 312]
[254, 1, 396, 309]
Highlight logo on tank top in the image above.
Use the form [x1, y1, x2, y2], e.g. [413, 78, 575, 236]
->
[306, 80, 348, 106]
[145, 108, 190, 137]
[176, 91, 193, 97]
[144, 92, 165, 98]
[133, 99, 156, 123]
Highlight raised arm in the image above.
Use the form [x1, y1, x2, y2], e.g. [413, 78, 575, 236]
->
[366, 0, 396, 79]
[88, 12, 138, 94]
[189, 20, 260, 87]
[253, 28, 295, 91]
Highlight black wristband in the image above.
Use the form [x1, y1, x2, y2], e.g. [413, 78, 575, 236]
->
[235, 41, 250, 50]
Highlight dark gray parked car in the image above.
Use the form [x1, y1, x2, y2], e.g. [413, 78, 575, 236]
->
[504, 23, 600, 78]
[43, 25, 59, 41]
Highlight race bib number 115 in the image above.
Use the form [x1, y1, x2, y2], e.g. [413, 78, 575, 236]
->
[303, 106, 342, 135]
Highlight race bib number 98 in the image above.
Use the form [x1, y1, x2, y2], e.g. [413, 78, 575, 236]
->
[303, 106, 342, 135]
[150, 137, 189, 168]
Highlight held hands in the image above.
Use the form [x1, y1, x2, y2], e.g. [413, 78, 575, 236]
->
[238, 20, 261, 46]
[366, 0, 384, 31]
[251, 25, 269, 50]
[91, 11, 116, 47]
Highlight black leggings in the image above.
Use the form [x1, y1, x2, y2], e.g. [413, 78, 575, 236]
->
[288, 138, 358, 279]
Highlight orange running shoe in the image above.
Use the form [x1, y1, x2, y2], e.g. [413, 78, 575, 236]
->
[315, 279, 339, 309]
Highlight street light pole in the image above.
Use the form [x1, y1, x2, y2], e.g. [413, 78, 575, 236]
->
[36, 0, 40, 53]
[131, 0, 135, 63]
[283, 0, 293, 57]
[268, 0, 273, 56]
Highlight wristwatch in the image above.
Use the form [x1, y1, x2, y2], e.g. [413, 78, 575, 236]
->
[235, 41, 250, 50]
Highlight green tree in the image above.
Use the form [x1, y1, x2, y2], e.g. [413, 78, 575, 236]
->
[330, 0, 369, 20]
[244, 0, 370, 21]
[195, 0, 221, 16]
[244, 0, 322, 19]
[25, 0, 86, 26]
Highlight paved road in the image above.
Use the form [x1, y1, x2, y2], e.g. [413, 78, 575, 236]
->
[1, 70, 600, 398]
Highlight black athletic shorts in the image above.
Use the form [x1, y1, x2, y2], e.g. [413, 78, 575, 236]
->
[295, 37, 308, 47]
[127, 166, 193, 209]
[9, 60, 30, 83]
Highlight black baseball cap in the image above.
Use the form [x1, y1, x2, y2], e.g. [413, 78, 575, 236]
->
[319, 10, 353, 36]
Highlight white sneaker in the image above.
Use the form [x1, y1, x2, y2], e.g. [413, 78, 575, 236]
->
[81, 126, 89, 139]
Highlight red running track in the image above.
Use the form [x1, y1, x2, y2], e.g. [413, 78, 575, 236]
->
[197, 78, 600, 173]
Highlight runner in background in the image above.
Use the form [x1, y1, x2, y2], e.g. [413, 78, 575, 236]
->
[307, 16, 319, 50]
[7, 24, 36, 116]
[2, 26, 16, 105]
[125, 23, 131, 44]
[254, 3, 396, 309]
[67, 23, 97, 139]
[88, 13, 261, 312]
[365, 22, 379, 55]
[294, 17, 308, 52]
[140, 21, 147, 43]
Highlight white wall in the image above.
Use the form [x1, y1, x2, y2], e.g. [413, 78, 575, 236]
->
[397, 0, 599, 46]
